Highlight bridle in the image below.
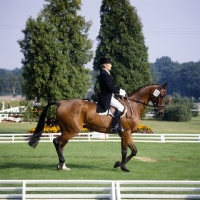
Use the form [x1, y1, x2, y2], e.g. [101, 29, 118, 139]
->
[123, 87, 166, 113]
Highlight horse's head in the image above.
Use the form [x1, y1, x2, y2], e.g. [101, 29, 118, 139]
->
[150, 82, 168, 116]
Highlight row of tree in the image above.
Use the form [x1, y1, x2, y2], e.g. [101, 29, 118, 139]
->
[0, 0, 199, 103]
[0, 68, 23, 96]
[1, 57, 200, 101]
[151, 57, 200, 100]
[1, 0, 151, 102]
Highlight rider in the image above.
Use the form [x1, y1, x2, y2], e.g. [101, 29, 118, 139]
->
[96, 57, 126, 133]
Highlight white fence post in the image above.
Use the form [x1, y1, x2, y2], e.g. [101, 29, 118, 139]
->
[12, 134, 14, 143]
[22, 180, 26, 200]
[116, 181, 121, 200]
[160, 134, 165, 142]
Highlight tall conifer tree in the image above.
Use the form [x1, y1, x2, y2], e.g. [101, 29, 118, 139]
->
[18, 0, 93, 102]
[93, 0, 151, 94]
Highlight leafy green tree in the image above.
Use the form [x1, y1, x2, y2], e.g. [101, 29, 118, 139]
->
[93, 0, 151, 94]
[11, 68, 23, 95]
[179, 62, 200, 99]
[0, 68, 22, 95]
[164, 105, 192, 122]
[7, 72, 18, 96]
[18, 0, 93, 103]
[164, 93, 194, 122]
[150, 63, 159, 83]
[0, 69, 9, 94]
[19, 100, 36, 122]
[154, 57, 200, 100]
[0, 75, 4, 94]
[169, 93, 193, 108]
[154, 57, 182, 94]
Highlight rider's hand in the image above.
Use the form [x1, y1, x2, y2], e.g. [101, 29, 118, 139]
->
[119, 89, 126, 97]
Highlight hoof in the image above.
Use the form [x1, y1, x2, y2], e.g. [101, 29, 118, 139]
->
[57, 163, 71, 171]
[121, 167, 130, 172]
[28, 139, 39, 148]
[114, 161, 121, 168]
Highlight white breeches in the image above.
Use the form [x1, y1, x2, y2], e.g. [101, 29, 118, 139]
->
[110, 96, 124, 112]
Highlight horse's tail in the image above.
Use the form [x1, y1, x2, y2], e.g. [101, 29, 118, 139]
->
[28, 101, 60, 148]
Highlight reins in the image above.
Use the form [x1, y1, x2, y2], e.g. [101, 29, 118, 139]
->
[122, 96, 165, 118]
[125, 96, 165, 108]
[125, 97, 155, 107]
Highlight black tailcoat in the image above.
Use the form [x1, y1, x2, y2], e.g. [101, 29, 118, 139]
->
[96, 69, 119, 113]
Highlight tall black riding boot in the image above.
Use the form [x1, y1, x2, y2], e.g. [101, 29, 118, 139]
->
[112, 110, 123, 133]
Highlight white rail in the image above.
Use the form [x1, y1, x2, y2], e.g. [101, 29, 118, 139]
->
[116, 180, 200, 199]
[0, 106, 26, 113]
[0, 180, 115, 200]
[0, 133, 200, 143]
[0, 180, 200, 199]
[0, 114, 23, 122]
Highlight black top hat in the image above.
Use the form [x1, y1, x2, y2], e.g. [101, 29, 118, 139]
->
[100, 57, 111, 65]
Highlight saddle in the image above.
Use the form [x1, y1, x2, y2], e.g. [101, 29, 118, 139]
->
[118, 97, 133, 118]
[98, 97, 132, 118]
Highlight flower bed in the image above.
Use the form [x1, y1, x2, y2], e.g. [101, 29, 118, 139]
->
[136, 124, 153, 133]
[28, 124, 153, 134]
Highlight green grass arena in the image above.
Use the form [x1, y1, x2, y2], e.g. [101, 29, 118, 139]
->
[0, 142, 199, 180]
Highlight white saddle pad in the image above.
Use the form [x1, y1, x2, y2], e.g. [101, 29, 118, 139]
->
[98, 107, 127, 118]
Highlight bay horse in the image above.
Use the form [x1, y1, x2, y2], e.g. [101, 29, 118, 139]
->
[28, 82, 168, 172]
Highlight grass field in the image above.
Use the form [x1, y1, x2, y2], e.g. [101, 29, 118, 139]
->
[0, 115, 200, 181]
[0, 122, 37, 133]
[142, 116, 200, 134]
[0, 99, 21, 108]
[0, 142, 199, 180]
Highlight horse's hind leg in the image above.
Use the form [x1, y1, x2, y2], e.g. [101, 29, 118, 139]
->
[53, 132, 72, 171]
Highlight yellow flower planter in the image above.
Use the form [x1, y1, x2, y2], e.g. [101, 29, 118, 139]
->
[28, 124, 153, 134]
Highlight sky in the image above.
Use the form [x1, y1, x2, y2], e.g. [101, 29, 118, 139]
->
[0, 0, 200, 70]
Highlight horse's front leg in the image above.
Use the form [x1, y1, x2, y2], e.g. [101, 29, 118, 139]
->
[120, 149, 129, 172]
[114, 133, 137, 172]
[125, 142, 137, 163]
[114, 132, 130, 172]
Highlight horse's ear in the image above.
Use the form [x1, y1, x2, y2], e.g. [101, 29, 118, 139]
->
[162, 82, 168, 88]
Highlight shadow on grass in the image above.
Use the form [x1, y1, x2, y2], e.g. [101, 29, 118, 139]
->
[0, 162, 99, 171]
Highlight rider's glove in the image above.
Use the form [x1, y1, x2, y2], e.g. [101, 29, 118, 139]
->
[119, 89, 126, 97]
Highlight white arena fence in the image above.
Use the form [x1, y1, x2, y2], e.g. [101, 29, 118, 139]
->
[0, 106, 26, 123]
[0, 106, 26, 114]
[0, 114, 23, 122]
[0, 132, 200, 143]
[0, 180, 200, 200]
